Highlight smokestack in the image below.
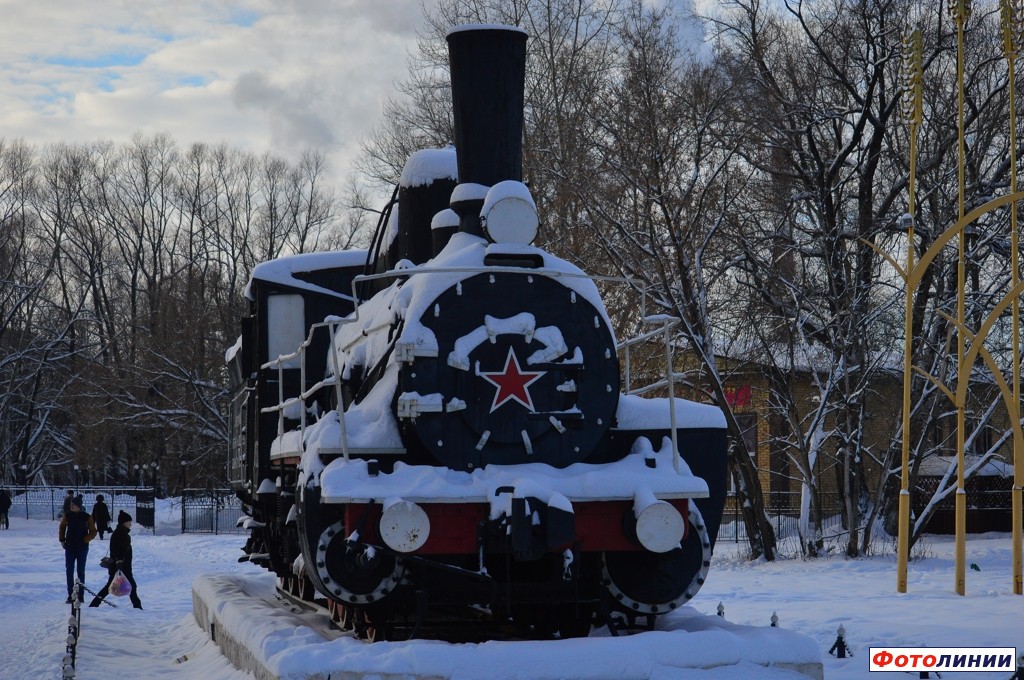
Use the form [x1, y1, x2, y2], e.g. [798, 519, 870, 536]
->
[446, 25, 528, 238]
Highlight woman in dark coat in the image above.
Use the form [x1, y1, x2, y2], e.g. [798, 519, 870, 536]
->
[92, 494, 111, 539]
[89, 510, 142, 609]
[0, 488, 11, 529]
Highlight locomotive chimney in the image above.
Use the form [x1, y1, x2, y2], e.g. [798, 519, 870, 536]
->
[446, 25, 528, 239]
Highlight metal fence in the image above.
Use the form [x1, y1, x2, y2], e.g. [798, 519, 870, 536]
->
[717, 481, 1020, 555]
[1, 485, 152, 525]
[181, 489, 245, 534]
[716, 491, 862, 556]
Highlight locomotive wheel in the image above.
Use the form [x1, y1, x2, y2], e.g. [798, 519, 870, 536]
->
[602, 505, 712, 615]
[278, 569, 317, 603]
[329, 600, 355, 632]
[338, 603, 353, 631]
[316, 521, 404, 604]
[355, 607, 390, 642]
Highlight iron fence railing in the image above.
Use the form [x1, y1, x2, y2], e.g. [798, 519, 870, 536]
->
[2, 485, 152, 524]
[716, 491, 867, 556]
[716, 483, 1019, 555]
[181, 489, 245, 534]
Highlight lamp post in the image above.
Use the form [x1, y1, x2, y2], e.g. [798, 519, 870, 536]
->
[134, 464, 140, 489]
[73, 465, 80, 493]
[21, 464, 28, 520]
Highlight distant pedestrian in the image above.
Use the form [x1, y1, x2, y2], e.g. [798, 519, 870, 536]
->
[0, 488, 11, 529]
[92, 494, 111, 539]
[58, 495, 96, 602]
[90, 510, 142, 609]
[60, 489, 74, 518]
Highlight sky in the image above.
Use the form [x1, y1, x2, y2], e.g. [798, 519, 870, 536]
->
[1, 499, 1021, 679]
[0, 1, 709, 200]
[0, 0, 430, 187]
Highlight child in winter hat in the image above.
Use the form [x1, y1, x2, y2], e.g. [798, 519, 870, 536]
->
[118, 510, 132, 524]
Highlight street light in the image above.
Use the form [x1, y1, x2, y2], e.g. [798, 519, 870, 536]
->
[134, 464, 140, 488]
[20, 464, 28, 520]
[73, 465, 80, 492]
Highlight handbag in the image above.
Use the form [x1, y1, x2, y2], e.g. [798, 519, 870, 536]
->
[110, 569, 132, 597]
[100, 555, 114, 569]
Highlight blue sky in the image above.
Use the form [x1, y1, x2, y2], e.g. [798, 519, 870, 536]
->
[0, 0, 426, 188]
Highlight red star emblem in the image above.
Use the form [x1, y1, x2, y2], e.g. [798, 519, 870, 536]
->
[480, 348, 545, 413]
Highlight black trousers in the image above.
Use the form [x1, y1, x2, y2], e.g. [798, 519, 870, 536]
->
[90, 564, 142, 609]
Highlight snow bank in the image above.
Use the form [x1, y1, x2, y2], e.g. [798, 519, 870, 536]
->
[193, 573, 823, 680]
[3, 514, 1022, 680]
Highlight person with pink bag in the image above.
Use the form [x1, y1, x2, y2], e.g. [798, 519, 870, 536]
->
[89, 510, 142, 609]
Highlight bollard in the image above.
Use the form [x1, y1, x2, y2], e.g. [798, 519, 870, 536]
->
[770, 612, 779, 627]
[717, 602, 725, 618]
[828, 624, 849, 658]
[66, 580, 82, 672]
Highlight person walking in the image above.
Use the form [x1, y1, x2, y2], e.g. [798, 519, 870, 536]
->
[0, 488, 11, 529]
[90, 510, 142, 609]
[92, 494, 111, 539]
[60, 489, 74, 519]
[58, 495, 96, 602]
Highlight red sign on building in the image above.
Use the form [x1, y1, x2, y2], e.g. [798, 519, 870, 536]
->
[724, 384, 752, 408]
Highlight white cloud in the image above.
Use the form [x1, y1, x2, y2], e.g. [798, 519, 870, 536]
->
[0, 0, 430, 188]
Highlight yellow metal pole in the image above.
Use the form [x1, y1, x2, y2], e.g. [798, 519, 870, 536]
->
[900, 193, 1024, 594]
[897, 30, 924, 594]
[1002, 0, 1024, 596]
[950, 0, 971, 597]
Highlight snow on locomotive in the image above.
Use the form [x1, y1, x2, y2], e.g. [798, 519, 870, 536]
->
[226, 24, 728, 640]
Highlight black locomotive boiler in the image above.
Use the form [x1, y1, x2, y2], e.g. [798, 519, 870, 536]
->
[226, 24, 728, 640]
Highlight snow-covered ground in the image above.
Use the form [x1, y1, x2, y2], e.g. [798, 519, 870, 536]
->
[0, 499, 1020, 679]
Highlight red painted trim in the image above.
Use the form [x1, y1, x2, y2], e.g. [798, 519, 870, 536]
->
[342, 499, 689, 555]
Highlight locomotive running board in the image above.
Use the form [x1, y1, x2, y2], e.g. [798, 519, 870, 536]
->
[317, 446, 407, 456]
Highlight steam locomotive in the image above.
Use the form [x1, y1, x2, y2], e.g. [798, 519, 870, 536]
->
[226, 24, 728, 640]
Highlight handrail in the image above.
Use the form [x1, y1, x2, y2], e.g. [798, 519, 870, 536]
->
[259, 318, 355, 462]
[257, 260, 689, 471]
